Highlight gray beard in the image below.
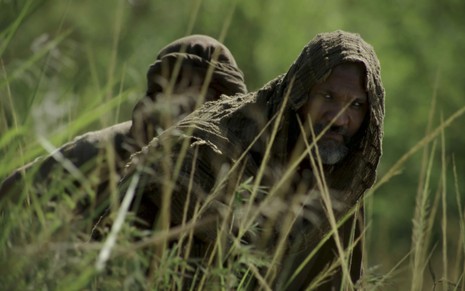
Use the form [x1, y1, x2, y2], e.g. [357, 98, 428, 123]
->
[316, 139, 349, 165]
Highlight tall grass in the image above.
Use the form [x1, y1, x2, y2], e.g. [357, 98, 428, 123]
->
[1, 2, 465, 291]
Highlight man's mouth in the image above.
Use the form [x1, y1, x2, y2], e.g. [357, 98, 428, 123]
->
[321, 131, 344, 143]
[313, 123, 350, 146]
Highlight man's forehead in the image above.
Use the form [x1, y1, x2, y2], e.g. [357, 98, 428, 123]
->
[332, 61, 367, 78]
[318, 62, 366, 85]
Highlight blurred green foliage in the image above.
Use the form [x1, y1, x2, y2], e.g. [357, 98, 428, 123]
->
[1, 0, 464, 288]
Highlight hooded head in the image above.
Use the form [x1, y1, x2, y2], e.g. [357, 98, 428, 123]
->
[146, 34, 247, 99]
[130, 34, 247, 146]
[215, 30, 384, 200]
[274, 30, 385, 197]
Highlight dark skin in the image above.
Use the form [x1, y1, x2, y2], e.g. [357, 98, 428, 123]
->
[297, 62, 368, 165]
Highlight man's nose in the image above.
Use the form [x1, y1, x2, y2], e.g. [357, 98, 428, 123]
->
[327, 106, 349, 127]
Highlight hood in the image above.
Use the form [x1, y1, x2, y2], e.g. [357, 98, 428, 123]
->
[146, 34, 247, 98]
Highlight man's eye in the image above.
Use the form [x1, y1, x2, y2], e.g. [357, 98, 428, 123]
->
[323, 93, 332, 99]
[351, 100, 363, 108]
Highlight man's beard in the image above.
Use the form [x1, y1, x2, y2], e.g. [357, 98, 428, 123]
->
[313, 123, 350, 165]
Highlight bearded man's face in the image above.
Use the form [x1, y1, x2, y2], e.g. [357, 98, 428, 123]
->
[298, 62, 368, 165]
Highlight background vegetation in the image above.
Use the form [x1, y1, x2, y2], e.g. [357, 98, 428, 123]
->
[1, 0, 464, 290]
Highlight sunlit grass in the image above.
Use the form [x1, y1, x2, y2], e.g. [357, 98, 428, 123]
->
[2, 92, 464, 290]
